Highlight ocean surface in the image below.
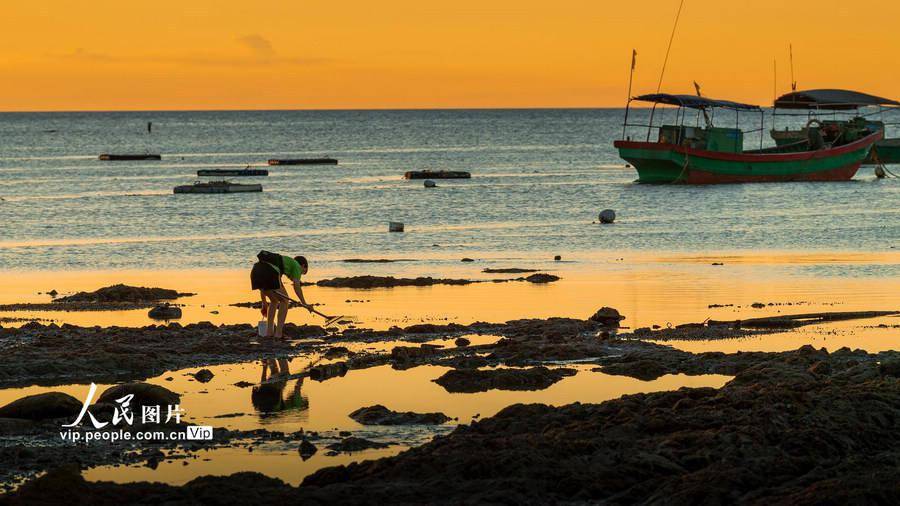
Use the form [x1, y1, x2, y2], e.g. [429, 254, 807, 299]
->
[0, 109, 897, 271]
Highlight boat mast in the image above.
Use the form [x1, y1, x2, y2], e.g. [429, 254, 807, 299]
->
[622, 49, 637, 140]
[656, 0, 686, 93]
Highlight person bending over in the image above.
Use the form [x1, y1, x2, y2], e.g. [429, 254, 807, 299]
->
[250, 250, 311, 339]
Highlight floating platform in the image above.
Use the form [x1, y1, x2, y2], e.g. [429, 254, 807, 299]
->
[99, 154, 162, 161]
[173, 181, 263, 194]
[268, 158, 338, 165]
[404, 170, 471, 179]
[197, 169, 269, 177]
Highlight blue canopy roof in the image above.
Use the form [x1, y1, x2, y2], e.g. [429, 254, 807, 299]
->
[774, 89, 900, 110]
[632, 93, 760, 111]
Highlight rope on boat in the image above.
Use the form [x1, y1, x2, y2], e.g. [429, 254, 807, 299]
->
[870, 146, 899, 178]
[672, 151, 690, 184]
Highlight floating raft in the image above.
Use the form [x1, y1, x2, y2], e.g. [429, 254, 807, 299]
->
[174, 181, 263, 194]
[268, 158, 338, 165]
[99, 154, 162, 161]
[404, 170, 471, 179]
[197, 169, 269, 177]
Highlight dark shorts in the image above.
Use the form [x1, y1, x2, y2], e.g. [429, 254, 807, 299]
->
[251, 262, 281, 290]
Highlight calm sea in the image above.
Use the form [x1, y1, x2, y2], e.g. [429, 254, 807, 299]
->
[0, 109, 897, 271]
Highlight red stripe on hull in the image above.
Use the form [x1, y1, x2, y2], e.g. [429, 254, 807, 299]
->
[684, 162, 861, 184]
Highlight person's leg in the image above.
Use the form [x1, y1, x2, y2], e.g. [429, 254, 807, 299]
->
[275, 298, 289, 338]
[263, 291, 278, 337]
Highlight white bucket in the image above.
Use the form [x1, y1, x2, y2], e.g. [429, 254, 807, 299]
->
[257, 320, 268, 337]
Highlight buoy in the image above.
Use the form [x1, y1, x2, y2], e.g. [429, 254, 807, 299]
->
[424, 180, 436, 188]
[389, 221, 404, 232]
[554, 255, 562, 261]
[875, 165, 886, 179]
[599, 209, 616, 224]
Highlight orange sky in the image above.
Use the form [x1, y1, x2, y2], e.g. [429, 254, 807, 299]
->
[2, 0, 899, 111]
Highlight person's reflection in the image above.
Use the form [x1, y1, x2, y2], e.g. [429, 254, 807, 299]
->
[251, 357, 308, 416]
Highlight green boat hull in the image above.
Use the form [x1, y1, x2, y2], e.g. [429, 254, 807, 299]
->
[772, 129, 900, 164]
[614, 133, 879, 184]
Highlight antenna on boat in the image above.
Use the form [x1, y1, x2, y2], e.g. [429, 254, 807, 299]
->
[773, 59, 777, 102]
[789, 44, 797, 91]
[693, 81, 712, 128]
[656, 0, 685, 93]
[622, 49, 637, 139]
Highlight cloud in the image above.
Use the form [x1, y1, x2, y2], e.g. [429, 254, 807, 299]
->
[51, 37, 330, 68]
[237, 34, 276, 59]
[60, 48, 120, 62]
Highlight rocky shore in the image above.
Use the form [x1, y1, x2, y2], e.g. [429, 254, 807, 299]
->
[1, 309, 898, 503]
[5, 343, 900, 504]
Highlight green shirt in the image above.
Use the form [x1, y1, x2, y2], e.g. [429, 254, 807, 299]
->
[266, 255, 302, 281]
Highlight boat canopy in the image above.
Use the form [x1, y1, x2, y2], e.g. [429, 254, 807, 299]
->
[631, 93, 760, 111]
[774, 89, 900, 110]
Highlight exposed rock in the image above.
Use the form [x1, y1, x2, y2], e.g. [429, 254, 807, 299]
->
[349, 405, 450, 425]
[299, 438, 317, 460]
[309, 363, 349, 382]
[524, 273, 559, 284]
[454, 337, 470, 347]
[148, 304, 181, 320]
[325, 437, 392, 453]
[56, 284, 188, 303]
[589, 307, 625, 326]
[433, 367, 577, 393]
[192, 369, 214, 383]
[316, 276, 475, 289]
[0, 392, 82, 420]
[460, 258, 475, 262]
[601, 359, 671, 381]
[96, 383, 180, 408]
[341, 258, 415, 263]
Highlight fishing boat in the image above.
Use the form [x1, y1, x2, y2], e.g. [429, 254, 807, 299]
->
[404, 170, 471, 179]
[771, 89, 900, 164]
[173, 181, 262, 194]
[268, 158, 338, 165]
[99, 154, 161, 161]
[196, 168, 269, 177]
[614, 93, 882, 184]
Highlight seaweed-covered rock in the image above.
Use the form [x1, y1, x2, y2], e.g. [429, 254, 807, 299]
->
[589, 307, 624, 326]
[56, 284, 187, 303]
[97, 383, 179, 408]
[0, 392, 82, 420]
[148, 304, 182, 320]
[326, 437, 392, 453]
[349, 405, 450, 425]
[433, 367, 576, 393]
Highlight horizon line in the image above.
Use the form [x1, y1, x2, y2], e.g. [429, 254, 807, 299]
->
[0, 105, 682, 114]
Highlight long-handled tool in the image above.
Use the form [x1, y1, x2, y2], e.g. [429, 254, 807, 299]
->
[261, 297, 347, 327]
[287, 298, 345, 326]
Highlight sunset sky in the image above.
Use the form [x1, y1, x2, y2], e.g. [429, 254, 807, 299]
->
[2, 0, 898, 111]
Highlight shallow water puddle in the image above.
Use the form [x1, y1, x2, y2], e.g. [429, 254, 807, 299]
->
[0, 355, 730, 487]
[83, 445, 403, 486]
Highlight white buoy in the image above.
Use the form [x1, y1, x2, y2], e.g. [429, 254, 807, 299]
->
[389, 221, 404, 232]
[599, 209, 616, 224]
[424, 180, 436, 188]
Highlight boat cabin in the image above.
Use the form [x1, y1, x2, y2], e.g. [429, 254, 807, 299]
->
[622, 93, 764, 155]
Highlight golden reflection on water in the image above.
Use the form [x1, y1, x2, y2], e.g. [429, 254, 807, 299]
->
[1, 263, 897, 353]
[26, 363, 729, 486]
